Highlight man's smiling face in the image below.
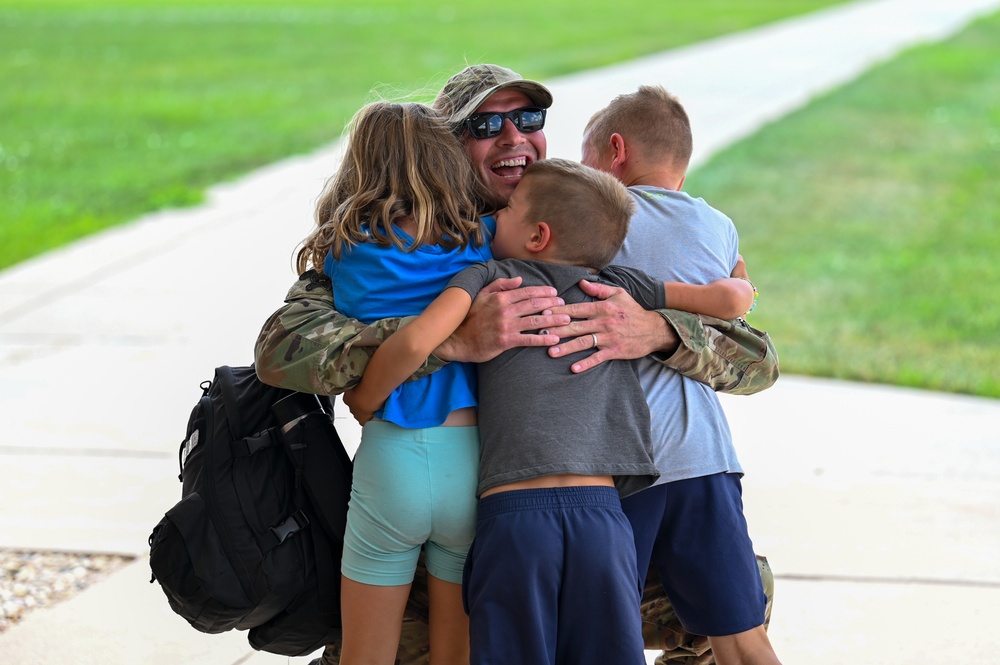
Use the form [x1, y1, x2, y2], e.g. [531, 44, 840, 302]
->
[462, 89, 547, 208]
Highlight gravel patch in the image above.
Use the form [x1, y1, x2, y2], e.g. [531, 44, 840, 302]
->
[0, 550, 134, 633]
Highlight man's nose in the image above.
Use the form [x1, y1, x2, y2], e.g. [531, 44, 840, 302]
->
[496, 117, 526, 144]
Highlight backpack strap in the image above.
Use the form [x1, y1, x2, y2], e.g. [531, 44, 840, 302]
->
[216, 366, 243, 435]
[224, 424, 311, 553]
[272, 393, 353, 542]
[308, 506, 341, 625]
[273, 392, 352, 625]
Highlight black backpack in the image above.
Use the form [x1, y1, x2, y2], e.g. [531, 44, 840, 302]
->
[148, 365, 352, 656]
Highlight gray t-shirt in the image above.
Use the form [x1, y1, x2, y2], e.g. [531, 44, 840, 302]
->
[615, 186, 743, 485]
[447, 259, 665, 498]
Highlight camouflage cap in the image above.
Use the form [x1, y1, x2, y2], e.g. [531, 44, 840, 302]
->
[433, 64, 553, 131]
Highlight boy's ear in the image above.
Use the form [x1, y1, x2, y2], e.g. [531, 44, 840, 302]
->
[525, 221, 552, 254]
[609, 133, 628, 172]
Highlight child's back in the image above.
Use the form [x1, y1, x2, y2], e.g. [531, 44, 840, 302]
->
[616, 186, 742, 483]
[452, 258, 661, 498]
[582, 85, 779, 660]
[297, 100, 490, 665]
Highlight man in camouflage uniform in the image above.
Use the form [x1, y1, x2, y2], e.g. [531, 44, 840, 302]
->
[254, 64, 779, 665]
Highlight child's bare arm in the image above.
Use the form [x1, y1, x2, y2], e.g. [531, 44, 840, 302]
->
[663, 278, 755, 320]
[344, 287, 474, 424]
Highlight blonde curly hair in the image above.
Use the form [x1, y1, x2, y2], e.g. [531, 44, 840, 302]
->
[297, 101, 489, 274]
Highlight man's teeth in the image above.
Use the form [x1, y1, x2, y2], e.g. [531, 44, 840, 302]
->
[493, 157, 527, 168]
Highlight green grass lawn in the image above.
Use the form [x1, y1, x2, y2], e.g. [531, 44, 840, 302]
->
[0, 0, 842, 270]
[4, 0, 997, 398]
[684, 10, 1000, 398]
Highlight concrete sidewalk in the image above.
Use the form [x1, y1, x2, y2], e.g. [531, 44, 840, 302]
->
[2, 0, 999, 663]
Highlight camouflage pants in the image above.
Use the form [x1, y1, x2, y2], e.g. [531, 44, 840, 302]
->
[312, 555, 773, 665]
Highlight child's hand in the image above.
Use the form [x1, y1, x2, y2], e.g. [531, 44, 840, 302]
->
[343, 387, 378, 426]
[731, 254, 750, 280]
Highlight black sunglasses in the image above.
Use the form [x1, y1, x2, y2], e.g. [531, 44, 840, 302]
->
[464, 107, 547, 139]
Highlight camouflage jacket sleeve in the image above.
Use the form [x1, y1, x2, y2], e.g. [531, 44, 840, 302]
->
[254, 270, 446, 395]
[652, 309, 779, 395]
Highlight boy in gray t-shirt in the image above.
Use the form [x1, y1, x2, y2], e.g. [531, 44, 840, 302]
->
[344, 158, 753, 665]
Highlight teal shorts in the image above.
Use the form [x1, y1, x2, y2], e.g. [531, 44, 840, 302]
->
[341, 420, 480, 586]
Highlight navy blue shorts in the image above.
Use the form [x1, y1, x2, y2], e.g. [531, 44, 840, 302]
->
[621, 473, 766, 636]
[463, 486, 646, 665]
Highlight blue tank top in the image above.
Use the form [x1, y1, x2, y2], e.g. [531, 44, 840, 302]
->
[325, 217, 495, 428]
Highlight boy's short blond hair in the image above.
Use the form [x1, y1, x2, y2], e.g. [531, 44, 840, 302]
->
[583, 85, 692, 172]
[520, 158, 635, 270]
